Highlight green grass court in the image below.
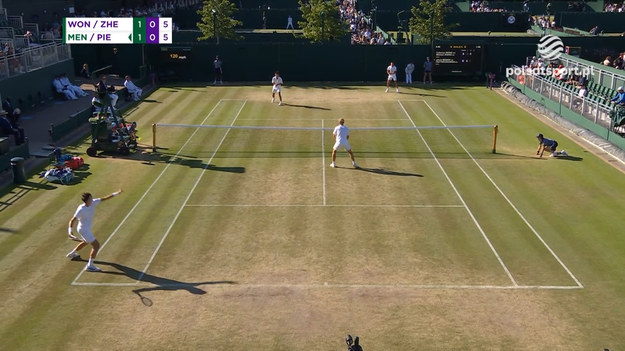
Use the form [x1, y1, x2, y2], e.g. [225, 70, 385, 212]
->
[1, 84, 625, 349]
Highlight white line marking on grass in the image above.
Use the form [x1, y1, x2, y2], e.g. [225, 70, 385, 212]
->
[420, 100, 583, 288]
[71, 281, 582, 290]
[322, 119, 327, 206]
[71, 100, 230, 286]
[185, 204, 464, 208]
[136, 100, 248, 282]
[398, 100, 519, 287]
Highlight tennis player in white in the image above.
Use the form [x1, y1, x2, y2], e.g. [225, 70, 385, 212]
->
[386, 61, 399, 93]
[330, 118, 358, 168]
[271, 71, 283, 106]
[66, 189, 123, 272]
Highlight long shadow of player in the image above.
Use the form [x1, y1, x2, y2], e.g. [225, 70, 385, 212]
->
[280, 103, 330, 110]
[93, 260, 236, 295]
[355, 166, 423, 177]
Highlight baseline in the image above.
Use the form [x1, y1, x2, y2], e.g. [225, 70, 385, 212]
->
[71, 281, 582, 290]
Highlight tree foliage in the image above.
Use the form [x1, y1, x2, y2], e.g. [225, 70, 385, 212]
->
[408, 0, 455, 45]
[197, 0, 243, 42]
[298, 0, 349, 43]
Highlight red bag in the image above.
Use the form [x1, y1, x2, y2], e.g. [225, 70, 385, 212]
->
[65, 157, 84, 169]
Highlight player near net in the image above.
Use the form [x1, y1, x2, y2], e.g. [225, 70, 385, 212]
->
[66, 189, 123, 272]
[271, 71, 284, 106]
[330, 118, 358, 168]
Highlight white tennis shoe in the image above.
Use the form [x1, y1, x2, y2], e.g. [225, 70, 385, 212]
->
[330, 162, 336, 168]
[66, 251, 80, 259]
[85, 265, 101, 272]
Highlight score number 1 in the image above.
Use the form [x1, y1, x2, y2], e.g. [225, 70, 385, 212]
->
[133, 17, 172, 44]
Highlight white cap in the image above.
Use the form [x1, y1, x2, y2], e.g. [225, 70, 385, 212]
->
[618, 86, 623, 91]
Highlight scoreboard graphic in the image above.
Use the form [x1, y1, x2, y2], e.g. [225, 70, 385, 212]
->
[63, 17, 172, 44]
[434, 44, 484, 75]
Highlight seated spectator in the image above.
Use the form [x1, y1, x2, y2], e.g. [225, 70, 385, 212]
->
[6, 46, 24, 75]
[573, 84, 588, 109]
[578, 75, 588, 87]
[2, 97, 14, 122]
[52, 75, 78, 100]
[553, 64, 566, 81]
[0, 109, 26, 145]
[613, 53, 624, 70]
[80, 63, 91, 79]
[11, 108, 21, 127]
[610, 86, 625, 105]
[603, 56, 612, 66]
[24, 30, 38, 47]
[60, 73, 88, 97]
[123, 75, 142, 101]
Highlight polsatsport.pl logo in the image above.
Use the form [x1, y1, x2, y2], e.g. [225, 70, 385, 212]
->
[505, 65, 593, 78]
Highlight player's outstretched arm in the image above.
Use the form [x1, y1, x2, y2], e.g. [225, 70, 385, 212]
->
[102, 189, 123, 201]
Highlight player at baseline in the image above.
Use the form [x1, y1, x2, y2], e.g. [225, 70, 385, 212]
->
[66, 190, 123, 272]
[386, 61, 399, 93]
[271, 71, 284, 106]
[330, 118, 358, 168]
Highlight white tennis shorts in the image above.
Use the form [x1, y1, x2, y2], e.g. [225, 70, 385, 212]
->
[78, 228, 96, 243]
[387, 74, 397, 81]
[333, 140, 351, 151]
[272, 85, 282, 93]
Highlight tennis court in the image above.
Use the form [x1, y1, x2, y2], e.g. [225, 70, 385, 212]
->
[2, 84, 625, 349]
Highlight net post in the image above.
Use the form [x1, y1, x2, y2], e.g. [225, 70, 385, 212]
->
[492, 125, 498, 154]
[152, 124, 156, 152]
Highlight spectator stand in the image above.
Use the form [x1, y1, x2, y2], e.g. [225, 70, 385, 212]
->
[507, 54, 625, 148]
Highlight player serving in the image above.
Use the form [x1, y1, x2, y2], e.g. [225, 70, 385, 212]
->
[271, 71, 284, 106]
[66, 189, 123, 272]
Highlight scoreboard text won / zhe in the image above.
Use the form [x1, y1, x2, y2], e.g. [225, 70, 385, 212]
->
[63, 18, 172, 44]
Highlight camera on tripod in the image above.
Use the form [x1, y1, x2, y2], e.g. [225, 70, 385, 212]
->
[345, 334, 363, 351]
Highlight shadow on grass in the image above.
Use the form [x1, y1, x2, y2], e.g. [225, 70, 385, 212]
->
[495, 152, 583, 161]
[91, 260, 236, 304]
[355, 166, 423, 177]
[0, 180, 58, 212]
[281, 103, 331, 110]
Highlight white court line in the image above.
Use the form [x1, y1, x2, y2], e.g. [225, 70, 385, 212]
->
[420, 99, 583, 288]
[72, 100, 230, 286]
[321, 119, 327, 206]
[236, 118, 412, 121]
[185, 204, 464, 208]
[71, 281, 582, 290]
[71, 99, 246, 286]
[398, 100, 519, 287]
